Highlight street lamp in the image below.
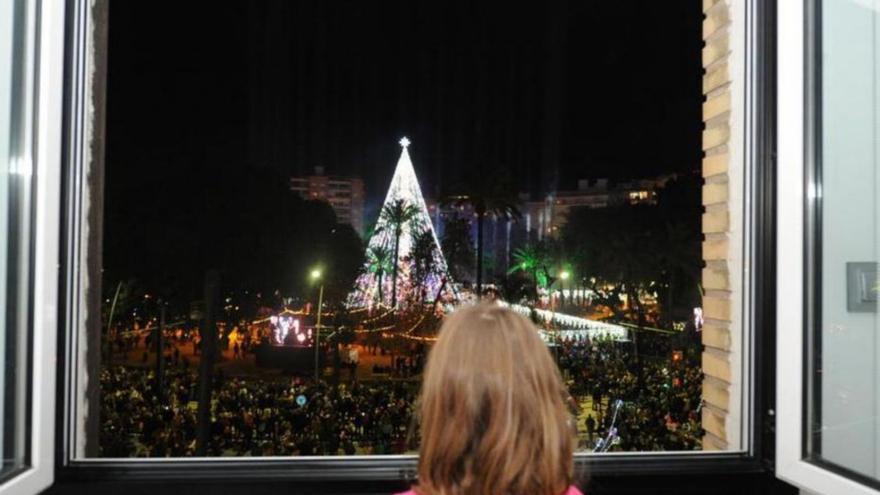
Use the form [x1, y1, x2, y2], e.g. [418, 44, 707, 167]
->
[311, 268, 324, 381]
[559, 270, 570, 307]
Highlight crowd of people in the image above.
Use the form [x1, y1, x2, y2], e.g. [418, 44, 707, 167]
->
[100, 330, 703, 457]
[100, 366, 419, 457]
[557, 335, 703, 451]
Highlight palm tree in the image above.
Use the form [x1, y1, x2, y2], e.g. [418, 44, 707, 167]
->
[379, 199, 420, 307]
[367, 245, 393, 305]
[444, 180, 520, 298]
[508, 243, 551, 301]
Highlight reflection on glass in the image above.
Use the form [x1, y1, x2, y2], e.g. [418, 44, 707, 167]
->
[97, 2, 706, 457]
[0, 0, 30, 480]
[808, 0, 880, 485]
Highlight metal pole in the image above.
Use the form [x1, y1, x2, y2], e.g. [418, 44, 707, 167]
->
[314, 284, 324, 381]
[560, 278, 565, 307]
[196, 270, 219, 456]
[105, 281, 123, 361]
[156, 303, 166, 398]
[551, 282, 559, 364]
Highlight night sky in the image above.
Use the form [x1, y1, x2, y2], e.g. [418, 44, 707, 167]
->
[106, 1, 703, 215]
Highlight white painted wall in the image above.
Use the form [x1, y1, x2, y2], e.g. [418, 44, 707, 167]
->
[820, 0, 880, 479]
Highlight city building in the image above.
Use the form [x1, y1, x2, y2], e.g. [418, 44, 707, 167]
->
[425, 176, 674, 277]
[290, 166, 365, 236]
[536, 175, 675, 238]
[522, 196, 553, 242]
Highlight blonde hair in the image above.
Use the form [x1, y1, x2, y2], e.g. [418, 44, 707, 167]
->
[416, 303, 576, 495]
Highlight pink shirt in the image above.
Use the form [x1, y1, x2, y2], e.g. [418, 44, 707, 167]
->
[396, 485, 584, 495]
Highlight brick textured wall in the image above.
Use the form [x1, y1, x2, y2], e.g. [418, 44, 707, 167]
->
[701, 0, 734, 451]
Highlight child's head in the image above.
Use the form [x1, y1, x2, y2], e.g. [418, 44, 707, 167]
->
[416, 303, 575, 495]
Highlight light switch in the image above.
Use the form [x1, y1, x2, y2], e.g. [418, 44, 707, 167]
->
[846, 262, 877, 312]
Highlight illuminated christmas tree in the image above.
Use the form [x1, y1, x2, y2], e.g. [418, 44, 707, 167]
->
[349, 138, 454, 308]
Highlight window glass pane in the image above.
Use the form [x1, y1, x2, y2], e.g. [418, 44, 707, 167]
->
[0, 0, 30, 480]
[809, 0, 880, 485]
[93, 1, 718, 458]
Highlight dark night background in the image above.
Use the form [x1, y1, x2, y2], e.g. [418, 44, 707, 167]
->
[104, 1, 703, 302]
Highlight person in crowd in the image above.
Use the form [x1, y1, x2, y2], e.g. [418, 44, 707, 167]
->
[586, 415, 596, 444]
[348, 345, 359, 377]
[403, 303, 583, 495]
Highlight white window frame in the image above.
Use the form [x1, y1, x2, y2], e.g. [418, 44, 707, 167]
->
[53, 0, 777, 484]
[0, 0, 65, 494]
[776, 0, 880, 494]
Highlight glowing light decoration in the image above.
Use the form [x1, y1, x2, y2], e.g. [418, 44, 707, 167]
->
[348, 138, 455, 308]
[500, 302, 628, 341]
[693, 307, 704, 331]
[269, 314, 309, 346]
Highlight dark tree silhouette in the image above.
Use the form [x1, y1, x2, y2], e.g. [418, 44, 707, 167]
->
[443, 172, 521, 297]
[410, 228, 438, 303]
[440, 216, 474, 284]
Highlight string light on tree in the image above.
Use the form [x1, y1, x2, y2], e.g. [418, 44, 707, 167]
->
[348, 138, 455, 309]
